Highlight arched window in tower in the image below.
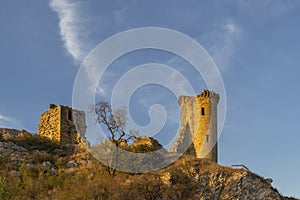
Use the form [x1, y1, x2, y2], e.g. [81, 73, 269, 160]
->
[201, 107, 205, 116]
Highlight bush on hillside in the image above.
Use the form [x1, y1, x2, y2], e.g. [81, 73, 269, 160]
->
[10, 133, 61, 154]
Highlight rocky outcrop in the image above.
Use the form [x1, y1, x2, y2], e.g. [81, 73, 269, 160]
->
[0, 128, 31, 140]
[130, 136, 164, 152]
[0, 129, 296, 199]
[0, 141, 29, 164]
[139, 157, 297, 200]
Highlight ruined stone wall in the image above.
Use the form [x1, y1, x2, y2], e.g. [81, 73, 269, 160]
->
[59, 106, 86, 145]
[38, 105, 86, 145]
[171, 90, 219, 162]
[170, 96, 198, 155]
[38, 105, 61, 142]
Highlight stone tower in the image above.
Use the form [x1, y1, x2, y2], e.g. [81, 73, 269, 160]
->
[38, 104, 86, 145]
[171, 90, 219, 162]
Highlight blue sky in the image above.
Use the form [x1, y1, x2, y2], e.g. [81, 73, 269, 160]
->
[1, 0, 300, 197]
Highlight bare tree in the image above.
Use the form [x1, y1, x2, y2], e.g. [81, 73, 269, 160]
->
[93, 101, 138, 145]
[91, 101, 138, 176]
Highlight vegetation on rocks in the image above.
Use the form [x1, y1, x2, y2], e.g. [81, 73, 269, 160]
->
[0, 131, 297, 200]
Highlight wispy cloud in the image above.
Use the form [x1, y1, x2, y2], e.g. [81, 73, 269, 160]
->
[0, 114, 9, 122]
[165, 20, 242, 72]
[50, 0, 90, 63]
[49, 0, 129, 64]
[0, 114, 22, 129]
[199, 20, 242, 71]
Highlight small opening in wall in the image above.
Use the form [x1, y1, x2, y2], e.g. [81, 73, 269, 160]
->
[201, 107, 205, 116]
[206, 135, 209, 142]
[68, 110, 73, 121]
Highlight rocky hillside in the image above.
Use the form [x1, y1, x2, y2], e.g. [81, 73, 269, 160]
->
[0, 128, 297, 200]
[152, 156, 296, 200]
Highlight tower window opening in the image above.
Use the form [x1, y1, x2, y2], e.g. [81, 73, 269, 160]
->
[201, 107, 205, 115]
[68, 110, 73, 121]
[206, 134, 209, 142]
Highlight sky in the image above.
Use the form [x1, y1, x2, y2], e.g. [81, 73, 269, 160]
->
[0, 0, 300, 197]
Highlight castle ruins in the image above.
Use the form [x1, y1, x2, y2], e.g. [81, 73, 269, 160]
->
[38, 104, 86, 145]
[171, 90, 219, 162]
[37, 90, 219, 162]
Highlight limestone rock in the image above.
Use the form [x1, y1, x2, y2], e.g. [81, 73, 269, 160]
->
[0, 141, 29, 164]
[130, 136, 164, 153]
[0, 128, 31, 140]
[153, 157, 294, 200]
[66, 160, 79, 169]
[25, 163, 36, 169]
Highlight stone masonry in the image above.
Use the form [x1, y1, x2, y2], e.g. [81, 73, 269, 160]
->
[37, 90, 219, 162]
[38, 104, 86, 145]
[171, 90, 219, 162]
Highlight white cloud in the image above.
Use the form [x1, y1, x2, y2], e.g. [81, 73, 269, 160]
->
[198, 20, 242, 71]
[165, 20, 242, 72]
[50, 0, 89, 63]
[0, 114, 22, 129]
[0, 114, 9, 122]
[49, 1, 129, 64]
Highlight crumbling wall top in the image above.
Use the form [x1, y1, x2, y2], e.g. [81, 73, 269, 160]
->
[197, 90, 219, 102]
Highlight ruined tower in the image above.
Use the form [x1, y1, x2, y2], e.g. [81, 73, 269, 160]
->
[171, 90, 219, 162]
[38, 104, 87, 145]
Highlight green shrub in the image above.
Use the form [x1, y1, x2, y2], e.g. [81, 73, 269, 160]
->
[10, 134, 60, 153]
[0, 177, 9, 200]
